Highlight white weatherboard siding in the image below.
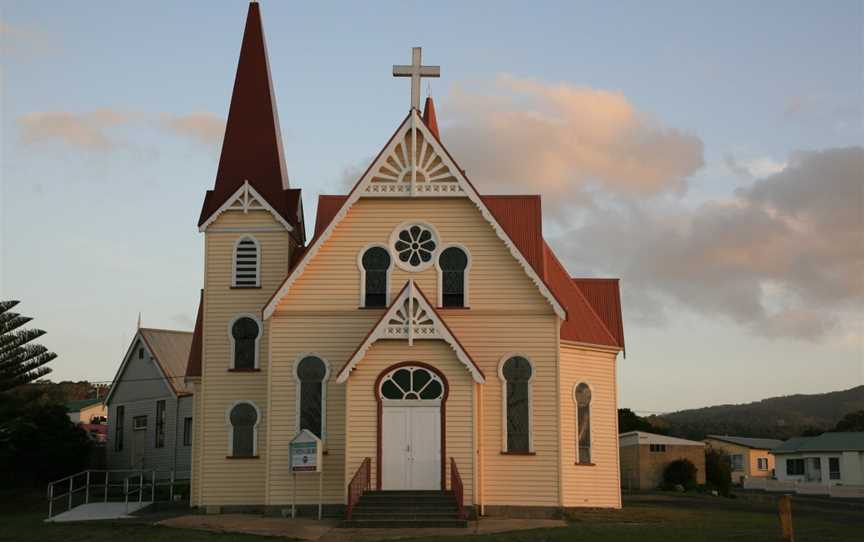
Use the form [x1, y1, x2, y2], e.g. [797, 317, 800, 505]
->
[775, 451, 864, 486]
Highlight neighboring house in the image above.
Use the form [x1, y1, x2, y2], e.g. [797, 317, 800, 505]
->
[185, 3, 626, 517]
[704, 435, 783, 484]
[772, 432, 864, 487]
[619, 432, 706, 490]
[65, 398, 107, 425]
[105, 328, 194, 475]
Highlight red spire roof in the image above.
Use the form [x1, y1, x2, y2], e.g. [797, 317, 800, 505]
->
[198, 2, 304, 240]
[422, 96, 440, 140]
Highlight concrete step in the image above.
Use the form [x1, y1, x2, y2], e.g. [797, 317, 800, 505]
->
[351, 510, 462, 520]
[341, 518, 468, 528]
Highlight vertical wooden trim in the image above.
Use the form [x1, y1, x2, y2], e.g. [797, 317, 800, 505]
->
[374, 361, 450, 491]
[555, 317, 564, 507]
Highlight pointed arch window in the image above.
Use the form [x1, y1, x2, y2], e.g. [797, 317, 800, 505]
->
[360, 246, 391, 307]
[438, 246, 469, 307]
[228, 401, 259, 457]
[295, 355, 329, 439]
[500, 355, 533, 453]
[230, 315, 260, 370]
[575, 383, 592, 464]
[233, 236, 260, 288]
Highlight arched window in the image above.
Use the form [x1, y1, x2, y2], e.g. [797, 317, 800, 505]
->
[438, 246, 469, 308]
[233, 237, 260, 287]
[380, 366, 444, 401]
[228, 402, 259, 457]
[231, 316, 260, 369]
[500, 356, 533, 453]
[296, 356, 328, 439]
[575, 383, 592, 464]
[361, 246, 391, 307]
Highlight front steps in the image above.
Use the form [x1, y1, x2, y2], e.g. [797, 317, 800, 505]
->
[343, 490, 467, 528]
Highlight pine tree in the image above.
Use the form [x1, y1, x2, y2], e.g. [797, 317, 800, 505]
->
[0, 300, 57, 392]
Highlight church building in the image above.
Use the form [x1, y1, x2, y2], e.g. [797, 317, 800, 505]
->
[185, 2, 625, 518]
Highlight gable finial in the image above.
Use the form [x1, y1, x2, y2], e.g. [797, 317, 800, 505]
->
[137, 312, 142, 330]
[393, 47, 440, 110]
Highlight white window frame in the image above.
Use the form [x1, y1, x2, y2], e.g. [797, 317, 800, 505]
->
[357, 243, 393, 307]
[227, 313, 262, 370]
[133, 415, 148, 431]
[435, 243, 471, 308]
[232, 235, 261, 288]
[757, 457, 769, 471]
[225, 400, 261, 457]
[497, 353, 535, 453]
[388, 220, 441, 273]
[293, 353, 331, 441]
[574, 381, 593, 464]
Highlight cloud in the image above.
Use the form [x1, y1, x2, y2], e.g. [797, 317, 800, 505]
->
[724, 153, 787, 180]
[17, 109, 225, 150]
[18, 110, 140, 150]
[556, 147, 864, 340]
[442, 74, 704, 213]
[159, 113, 225, 146]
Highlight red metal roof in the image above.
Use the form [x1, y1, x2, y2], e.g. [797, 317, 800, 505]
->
[422, 96, 440, 140]
[314, 195, 348, 239]
[197, 2, 304, 242]
[481, 195, 546, 278]
[185, 290, 203, 378]
[542, 244, 620, 348]
[572, 278, 625, 353]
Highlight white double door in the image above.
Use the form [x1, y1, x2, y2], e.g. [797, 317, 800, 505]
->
[381, 404, 441, 490]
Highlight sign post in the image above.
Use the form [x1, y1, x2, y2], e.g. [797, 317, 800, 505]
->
[289, 430, 323, 520]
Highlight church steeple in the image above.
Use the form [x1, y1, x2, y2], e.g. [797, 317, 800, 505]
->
[198, 1, 303, 240]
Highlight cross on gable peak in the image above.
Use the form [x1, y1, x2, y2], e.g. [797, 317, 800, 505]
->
[393, 47, 440, 110]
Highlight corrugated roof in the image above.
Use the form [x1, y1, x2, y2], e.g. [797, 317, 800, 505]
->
[543, 244, 620, 348]
[139, 328, 194, 395]
[65, 398, 103, 412]
[772, 432, 864, 454]
[619, 431, 705, 447]
[572, 278, 625, 354]
[481, 195, 546, 278]
[197, 2, 304, 241]
[314, 195, 347, 239]
[185, 291, 204, 379]
[706, 435, 785, 450]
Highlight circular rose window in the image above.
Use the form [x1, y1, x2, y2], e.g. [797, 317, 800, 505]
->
[391, 222, 438, 271]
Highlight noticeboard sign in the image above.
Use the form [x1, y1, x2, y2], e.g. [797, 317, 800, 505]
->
[290, 429, 322, 473]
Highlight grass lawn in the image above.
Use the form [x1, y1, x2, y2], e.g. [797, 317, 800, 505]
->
[1, 489, 860, 542]
[0, 489, 280, 542]
[401, 492, 863, 542]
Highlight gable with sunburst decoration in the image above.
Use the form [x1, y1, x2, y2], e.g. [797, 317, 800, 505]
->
[364, 114, 463, 196]
[336, 280, 485, 383]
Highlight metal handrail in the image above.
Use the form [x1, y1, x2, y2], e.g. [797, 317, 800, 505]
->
[346, 457, 371, 520]
[46, 469, 192, 519]
[450, 457, 465, 520]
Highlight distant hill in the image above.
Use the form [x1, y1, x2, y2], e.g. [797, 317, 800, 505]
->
[648, 386, 864, 440]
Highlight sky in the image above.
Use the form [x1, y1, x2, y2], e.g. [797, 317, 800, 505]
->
[1, 1, 862, 413]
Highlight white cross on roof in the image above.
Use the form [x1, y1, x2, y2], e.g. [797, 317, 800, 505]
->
[393, 47, 440, 110]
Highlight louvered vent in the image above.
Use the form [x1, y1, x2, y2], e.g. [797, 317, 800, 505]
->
[234, 237, 260, 287]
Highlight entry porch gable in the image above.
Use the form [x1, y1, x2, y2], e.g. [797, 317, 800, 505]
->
[335, 280, 485, 384]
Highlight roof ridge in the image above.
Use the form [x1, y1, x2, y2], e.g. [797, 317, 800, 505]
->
[139, 327, 194, 335]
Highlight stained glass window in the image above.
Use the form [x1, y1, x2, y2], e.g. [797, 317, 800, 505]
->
[230, 402, 258, 457]
[297, 356, 326, 438]
[362, 247, 390, 307]
[503, 357, 532, 452]
[439, 247, 468, 307]
[575, 383, 591, 464]
[232, 317, 259, 369]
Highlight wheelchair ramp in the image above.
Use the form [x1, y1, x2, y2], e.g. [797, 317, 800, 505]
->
[45, 501, 152, 522]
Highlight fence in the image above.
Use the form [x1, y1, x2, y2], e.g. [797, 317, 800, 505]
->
[743, 477, 864, 498]
[46, 469, 191, 519]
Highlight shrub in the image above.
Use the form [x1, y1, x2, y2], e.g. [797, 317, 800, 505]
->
[663, 458, 698, 490]
[705, 448, 732, 496]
